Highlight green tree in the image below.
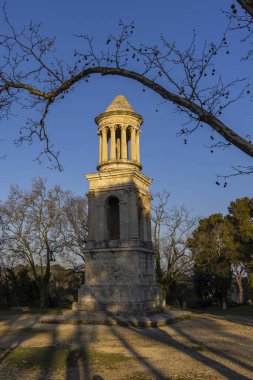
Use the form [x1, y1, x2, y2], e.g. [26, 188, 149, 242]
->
[189, 214, 234, 307]
[228, 197, 253, 303]
[48, 264, 85, 308]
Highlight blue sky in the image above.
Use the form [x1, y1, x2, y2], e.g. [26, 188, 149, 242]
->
[0, 0, 252, 218]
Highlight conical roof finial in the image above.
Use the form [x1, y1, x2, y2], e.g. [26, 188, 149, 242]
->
[105, 95, 134, 112]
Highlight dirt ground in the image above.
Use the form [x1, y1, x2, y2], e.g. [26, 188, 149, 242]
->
[0, 312, 252, 380]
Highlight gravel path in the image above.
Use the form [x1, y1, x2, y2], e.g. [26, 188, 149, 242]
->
[0, 313, 252, 379]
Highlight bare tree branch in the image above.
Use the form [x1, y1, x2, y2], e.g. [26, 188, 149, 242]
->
[0, 5, 253, 170]
[237, 0, 253, 18]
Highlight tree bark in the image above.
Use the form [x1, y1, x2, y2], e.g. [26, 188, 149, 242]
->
[236, 275, 244, 304]
[237, 0, 253, 18]
[39, 285, 47, 309]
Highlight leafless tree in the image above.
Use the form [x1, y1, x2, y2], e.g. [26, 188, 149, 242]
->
[229, 1, 253, 60]
[151, 191, 170, 282]
[0, 2, 252, 178]
[61, 194, 88, 272]
[161, 206, 199, 292]
[151, 192, 198, 296]
[0, 178, 66, 307]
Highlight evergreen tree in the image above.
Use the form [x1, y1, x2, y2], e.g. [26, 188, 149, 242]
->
[189, 214, 234, 306]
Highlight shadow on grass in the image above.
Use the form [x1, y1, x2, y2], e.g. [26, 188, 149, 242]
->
[65, 323, 91, 380]
[0, 313, 106, 379]
[0, 312, 61, 380]
[0, 313, 42, 364]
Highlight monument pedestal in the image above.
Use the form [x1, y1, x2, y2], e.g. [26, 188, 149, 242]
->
[73, 284, 162, 315]
[73, 244, 163, 315]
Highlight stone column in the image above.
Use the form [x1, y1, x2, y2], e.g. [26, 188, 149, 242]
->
[130, 127, 136, 161]
[110, 125, 116, 160]
[101, 127, 108, 162]
[116, 135, 121, 159]
[98, 131, 102, 163]
[136, 129, 140, 162]
[121, 125, 127, 159]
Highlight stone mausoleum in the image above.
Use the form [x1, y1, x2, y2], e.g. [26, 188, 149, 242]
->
[73, 95, 162, 314]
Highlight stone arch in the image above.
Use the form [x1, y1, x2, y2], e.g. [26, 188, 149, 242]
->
[105, 196, 120, 240]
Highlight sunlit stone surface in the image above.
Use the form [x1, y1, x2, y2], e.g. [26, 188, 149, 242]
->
[73, 95, 162, 314]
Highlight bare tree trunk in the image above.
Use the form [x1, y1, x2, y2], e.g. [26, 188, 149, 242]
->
[39, 285, 47, 309]
[236, 275, 244, 304]
[246, 275, 253, 305]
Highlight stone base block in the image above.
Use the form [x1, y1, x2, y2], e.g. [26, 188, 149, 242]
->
[73, 284, 162, 315]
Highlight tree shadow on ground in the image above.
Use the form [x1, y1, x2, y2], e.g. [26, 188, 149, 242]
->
[169, 316, 253, 375]
[129, 320, 252, 379]
[1, 311, 253, 380]
[65, 323, 92, 380]
[0, 312, 62, 380]
[180, 313, 253, 346]
[0, 313, 105, 380]
[109, 324, 168, 379]
[0, 313, 41, 364]
[104, 313, 253, 380]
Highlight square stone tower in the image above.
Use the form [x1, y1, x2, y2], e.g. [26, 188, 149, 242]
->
[73, 95, 162, 314]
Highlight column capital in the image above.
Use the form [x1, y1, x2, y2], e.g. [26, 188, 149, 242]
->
[120, 124, 127, 130]
[100, 126, 108, 133]
[128, 125, 138, 134]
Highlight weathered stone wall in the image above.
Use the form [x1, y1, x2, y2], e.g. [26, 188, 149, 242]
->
[74, 284, 162, 314]
[74, 246, 163, 314]
[84, 248, 156, 286]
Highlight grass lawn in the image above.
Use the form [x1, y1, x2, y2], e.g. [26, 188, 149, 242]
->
[0, 346, 130, 370]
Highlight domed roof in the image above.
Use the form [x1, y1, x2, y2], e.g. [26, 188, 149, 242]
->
[105, 95, 134, 112]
